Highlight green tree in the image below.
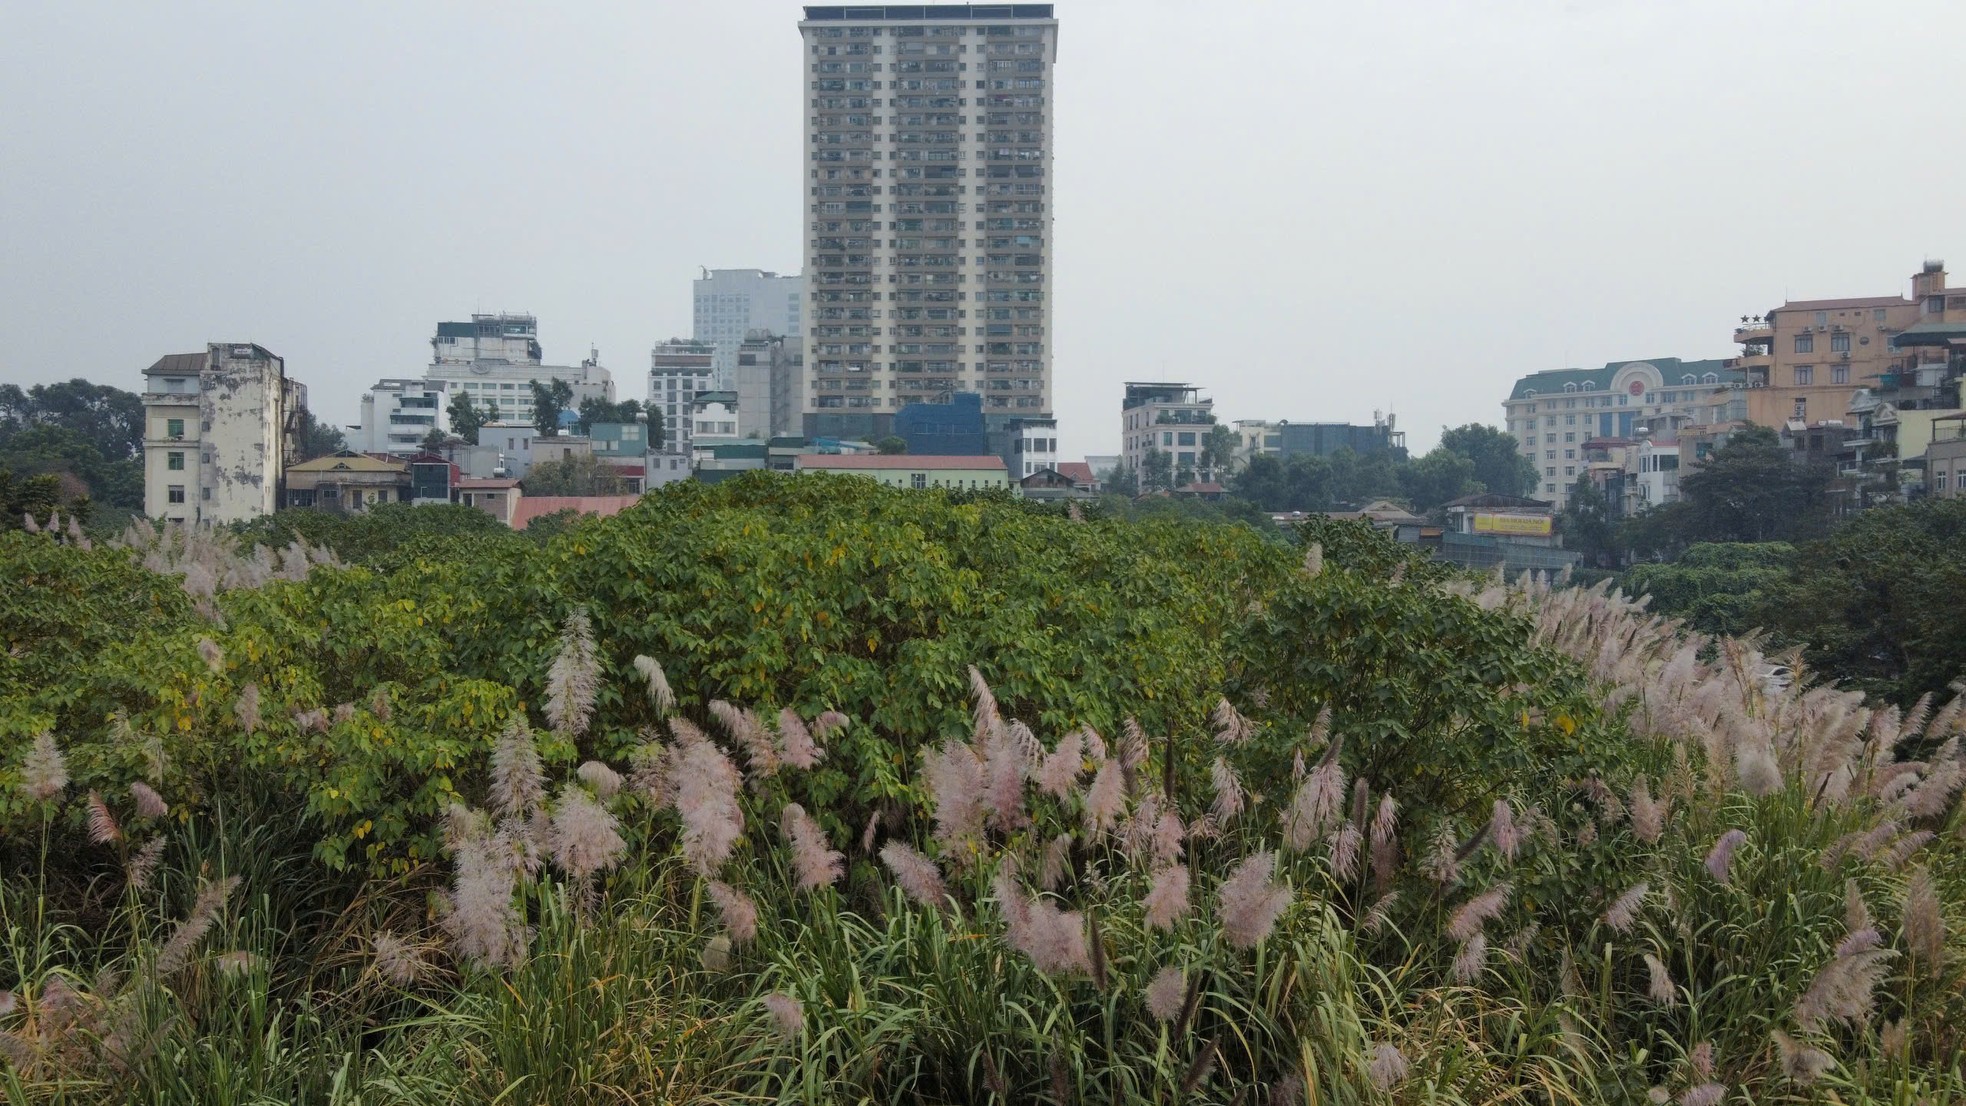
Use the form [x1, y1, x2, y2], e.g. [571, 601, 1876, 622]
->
[1397, 446, 1479, 513]
[296, 407, 346, 461]
[1105, 461, 1140, 497]
[528, 379, 575, 438]
[447, 392, 494, 440]
[1141, 447, 1174, 493]
[1200, 423, 1239, 481]
[876, 435, 908, 455]
[1559, 474, 1620, 567]
[0, 378, 144, 462]
[521, 452, 629, 497]
[574, 397, 645, 436]
[0, 425, 140, 510]
[1620, 542, 1796, 640]
[1440, 422, 1537, 497]
[420, 427, 449, 455]
[0, 468, 69, 531]
[1677, 425, 1833, 544]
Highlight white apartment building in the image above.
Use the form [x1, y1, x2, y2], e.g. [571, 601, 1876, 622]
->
[694, 269, 804, 387]
[1005, 415, 1058, 478]
[423, 313, 615, 429]
[649, 339, 716, 483]
[357, 378, 448, 454]
[798, 3, 1058, 438]
[1120, 382, 1213, 478]
[142, 343, 303, 525]
[1502, 357, 1743, 509]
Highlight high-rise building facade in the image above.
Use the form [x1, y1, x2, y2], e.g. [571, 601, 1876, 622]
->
[797, 4, 1058, 439]
[693, 269, 804, 386]
[648, 339, 716, 484]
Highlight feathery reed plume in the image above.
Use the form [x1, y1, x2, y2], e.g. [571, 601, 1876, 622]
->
[1179, 1036, 1220, 1097]
[778, 708, 826, 770]
[1704, 829, 1747, 885]
[1880, 1019, 1908, 1059]
[1735, 740, 1783, 797]
[980, 724, 1031, 833]
[21, 732, 68, 801]
[575, 760, 622, 798]
[1087, 910, 1110, 991]
[1217, 852, 1290, 949]
[332, 702, 356, 725]
[700, 934, 731, 973]
[1143, 965, 1187, 1022]
[85, 791, 122, 844]
[215, 951, 261, 976]
[1082, 758, 1126, 840]
[1283, 756, 1346, 852]
[370, 686, 392, 722]
[1361, 891, 1400, 935]
[156, 876, 241, 975]
[1039, 730, 1085, 800]
[195, 636, 223, 673]
[707, 880, 760, 946]
[1678, 1084, 1724, 1106]
[1151, 809, 1186, 867]
[1209, 756, 1244, 824]
[1689, 1041, 1714, 1080]
[1771, 1029, 1832, 1084]
[292, 707, 329, 734]
[1330, 822, 1363, 881]
[814, 710, 851, 742]
[627, 736, 668, 802]
[1604, 882, 1649, 933]
[880, 842, 948, 910]
[861, 809, 879, 856]
[631, 655, 676, 715]
[1879, 829, 1933, 871]
[1903, 866, 1945, 976]
[668, 732, 744, 877]
[21, 510, 38, 532]
[234, 682, 261, 734]
[371, 932, 428, 986]
[969, 665, 1004, 742]
[1143, 865, 1191, 930]
[993, 864, 1091, 975]
[1303, 542, 1323, 577]
[711, 699, 779, 780]
[1452, 933, 1488, 982]
[1643, 953, 1677, 1006]
[923, 739, 986, 853]
[1902, 757, 1963, 817]
[1844, 880, 1870, 933]
[782, 803, 845, 891]
[550, 782, 627, 880]
[543, 607, 600, 738]
[114, 843, 167, 905]
[1489, 800, 1520, 861]
[1446, 884, 1511, 942]
[442, 830, 528, 968]
[1628, 777, 1668, 843]
[490, 720, 546, 820]
[1424, 826, 1462, 885]
[762, 992, 803, 1041]
[1367, 1042, 1409, 1091]
[1039, 832, 1073, 891]
[1212, 697, 1254, 745]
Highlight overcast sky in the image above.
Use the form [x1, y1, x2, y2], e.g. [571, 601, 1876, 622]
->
[3, 0, 1961, 457]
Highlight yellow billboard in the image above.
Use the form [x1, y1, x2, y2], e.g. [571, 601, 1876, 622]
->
[1473, 513, 1552, 536]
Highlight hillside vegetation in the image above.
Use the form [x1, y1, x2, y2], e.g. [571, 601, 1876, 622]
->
[3, 475, 1963, 1104]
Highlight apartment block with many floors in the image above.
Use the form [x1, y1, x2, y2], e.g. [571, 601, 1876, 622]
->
[422, 313, 615, 429]
[1121, 382, 1214, 479]
[142, 343, 303, 525]
[649, 339, 716, 486]
[356, 378, 449, 454]
[694, 269, 804, 389]
[797, 4, 1058, 440]
[1502, 358, 1744, 509]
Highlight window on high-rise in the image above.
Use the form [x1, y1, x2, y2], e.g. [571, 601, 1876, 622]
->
[1795, 366, 1813, 386]
[1795, 334, 1814, 354]
[1831, 333, 1850, 353]
[167, 451, 184, 470]
[167, 485, 186, 504]
[1832, 365, 1849, 385]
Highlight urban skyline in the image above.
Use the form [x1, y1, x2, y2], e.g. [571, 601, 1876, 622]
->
[3, 2, 1963, 459]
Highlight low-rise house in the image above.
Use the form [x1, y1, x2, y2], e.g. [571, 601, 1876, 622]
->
[1019, 467, 1097, 502]
[793, 454, 1011, 491]
[285, 451, 409, 511]
[1924, 413, 1966, 498]
[456, 477, 523, 525]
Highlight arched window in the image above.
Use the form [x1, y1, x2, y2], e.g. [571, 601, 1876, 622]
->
[1564, 383, 1577, 392]
[1682, 374, 1695, 384]
[1704, 372, 1718, 384]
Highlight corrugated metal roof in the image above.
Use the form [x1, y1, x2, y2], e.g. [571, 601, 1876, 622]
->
[145, 352, 206, 375]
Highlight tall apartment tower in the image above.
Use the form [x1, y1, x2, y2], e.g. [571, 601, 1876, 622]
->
[693, 269, 804, 387]
[798, 4, 1058, 441]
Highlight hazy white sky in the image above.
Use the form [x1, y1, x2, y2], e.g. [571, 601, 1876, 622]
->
[3, 0, 1961, 457]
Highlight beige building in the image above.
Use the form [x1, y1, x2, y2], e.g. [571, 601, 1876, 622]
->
[1732, 260, 1966, 428]
[797, 4, 1058, 437]
[142, 344, 302, 525]
[1926, 414, 1966, 499]
[284, 452, 409, 511]
[793, 453, 1010, 491]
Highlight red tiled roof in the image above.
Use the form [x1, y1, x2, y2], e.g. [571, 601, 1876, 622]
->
[509, 495, 641, 530]
[1056, 461, 1097, 484]
[795, 454, 1006, 471]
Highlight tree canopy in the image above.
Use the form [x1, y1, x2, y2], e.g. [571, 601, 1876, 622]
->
[1439, 422, 1536, 498]
[528, 379, 575, 437]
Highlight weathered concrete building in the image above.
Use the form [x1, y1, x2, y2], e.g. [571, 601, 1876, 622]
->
[142, 343, 302, 525]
